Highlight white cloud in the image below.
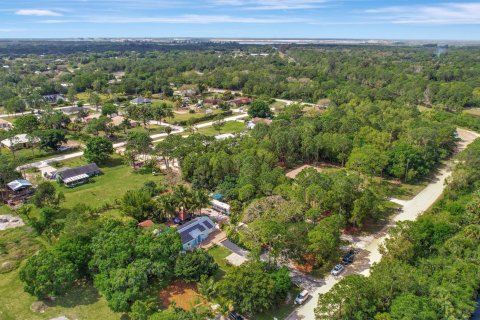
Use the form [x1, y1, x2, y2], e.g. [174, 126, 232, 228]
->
[41, 14, 306, 24]
[210, 0, 328, 10]
[366, 2, 480, 24]
[16, 9, 63, 17]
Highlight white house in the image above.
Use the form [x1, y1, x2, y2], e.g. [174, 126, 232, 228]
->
[1, 134, 40, 149]
[177, 216, 216, 251]
[215, 133, 235, 140]
[211, 199, 231, 215]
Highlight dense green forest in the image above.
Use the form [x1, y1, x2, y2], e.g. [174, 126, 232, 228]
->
[1, 43, 480, 319]
[315, 139, 480, 320]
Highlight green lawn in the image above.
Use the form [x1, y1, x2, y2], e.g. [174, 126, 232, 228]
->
[1, 146, 80, 166]
[197, 121, 246, 136]
[207, 245, 234, 281]
[54, 155, 164, 210]
[168, 109, 223, 123]
[0, 268, 120, 320]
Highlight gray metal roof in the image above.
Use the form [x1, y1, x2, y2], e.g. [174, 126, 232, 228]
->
[177, 217, 216, 245]
[57, 163, 100, 181]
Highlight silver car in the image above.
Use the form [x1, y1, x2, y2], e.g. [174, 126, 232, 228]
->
[331, 264, 344, 276]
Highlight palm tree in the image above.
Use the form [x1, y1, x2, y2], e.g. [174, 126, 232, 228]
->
[155, 196, 176, 221]
[172, 185, 193, 212]
[193, 190, 209, 216]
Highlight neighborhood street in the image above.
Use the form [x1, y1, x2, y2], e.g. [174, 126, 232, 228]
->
[16, 113, 249, 171]
[285, 128, 480, 320]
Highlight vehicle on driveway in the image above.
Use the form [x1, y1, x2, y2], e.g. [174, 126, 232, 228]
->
[342, 249, 356, 265]
[294, 290, 310, 305]
[228, 311, 244, 320]
[331, 264, 344, 276]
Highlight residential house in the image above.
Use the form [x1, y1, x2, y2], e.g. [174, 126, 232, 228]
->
[62, 106, 85, 115]
[0, 119, 12, 131]
[130, 96, 152, 105]
[56, 163, 101, 187]
[177, 216, 216, 250]
[227, 97, 253, 107]
[215, 133, 235, 140]
[1, 134, 40, 150]
[43, 94, 65, 103]
[5, 179, 34, 202]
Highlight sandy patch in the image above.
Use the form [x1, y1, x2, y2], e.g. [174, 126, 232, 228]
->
[159, 280, 203, 311]
[286, 164, 322, 179]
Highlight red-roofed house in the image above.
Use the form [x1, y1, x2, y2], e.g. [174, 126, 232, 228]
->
[138, 220, 154, 228]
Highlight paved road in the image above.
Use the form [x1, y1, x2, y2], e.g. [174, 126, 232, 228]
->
[16, 113, 248, 171]
[285, 128, 480, 320]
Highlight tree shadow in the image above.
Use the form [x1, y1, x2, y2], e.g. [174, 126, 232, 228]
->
[99, 157, 124, 168]
[45, 282, 100, 308]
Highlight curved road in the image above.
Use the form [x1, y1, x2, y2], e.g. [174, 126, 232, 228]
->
[286, 128, 480, 320]
[16, 113, 248, 171]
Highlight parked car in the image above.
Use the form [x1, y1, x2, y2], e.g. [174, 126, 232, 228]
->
[294, 290, 310, 305]
[342, 250, 356, 265]
[228, 311, 244, 320]
[331, 264, 344, 276]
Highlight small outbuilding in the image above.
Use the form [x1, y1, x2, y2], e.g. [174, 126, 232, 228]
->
[211, 199, 231, 215]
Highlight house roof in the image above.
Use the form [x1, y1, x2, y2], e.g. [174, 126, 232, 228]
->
[131, 96, 152, 104]
[1, 134, 40, 148]
[57, 163, 100, 181]
[7, 179, 33, 191]
[215, 133, 235, 140]
[211, 199, 230, 210]
[138, 220, 154, 228]
[177, 216, 216, 244]
[62, 106, 85, 114]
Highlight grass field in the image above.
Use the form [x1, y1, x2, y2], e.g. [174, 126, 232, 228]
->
[54, 155, 164, 209]
[169, 109, 223, 123]
[464, 108, 480, 117]
[207, 245, 234, 281]
[0, 268, 120, 320]
[197, 121, 246, 136]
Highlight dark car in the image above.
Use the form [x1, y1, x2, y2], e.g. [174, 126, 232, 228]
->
[228, 311, 244, 320]
[342, 250, 356, 265]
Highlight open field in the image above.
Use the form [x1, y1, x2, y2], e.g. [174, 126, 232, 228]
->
[168, 109, 224, 123]
[54, 155, 164, 209]
[197, 121, 246, 136]
[0, 269, 119, 320]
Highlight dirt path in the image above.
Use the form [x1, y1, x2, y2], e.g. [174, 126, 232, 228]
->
[286, 128, 479, 320]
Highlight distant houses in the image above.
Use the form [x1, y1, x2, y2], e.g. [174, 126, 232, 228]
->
[228, 97, 253, 107]
[130, 96, 152, 105]
[0, 119, 12, 131]
[177, 216, 216, 251]
[43, 94, 65, 103]
[55, 163, 101, 187]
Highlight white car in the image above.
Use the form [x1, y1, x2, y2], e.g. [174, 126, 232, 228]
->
[294, 290, 310, 305]
[331, 264, 344, 276]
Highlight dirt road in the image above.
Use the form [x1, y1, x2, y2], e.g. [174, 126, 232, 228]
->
[286, 128, 479, 320]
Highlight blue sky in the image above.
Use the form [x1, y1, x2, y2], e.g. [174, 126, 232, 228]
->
[1, 1, 480, 40]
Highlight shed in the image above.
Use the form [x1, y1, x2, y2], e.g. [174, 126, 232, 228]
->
[7, 179, 33, 192]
